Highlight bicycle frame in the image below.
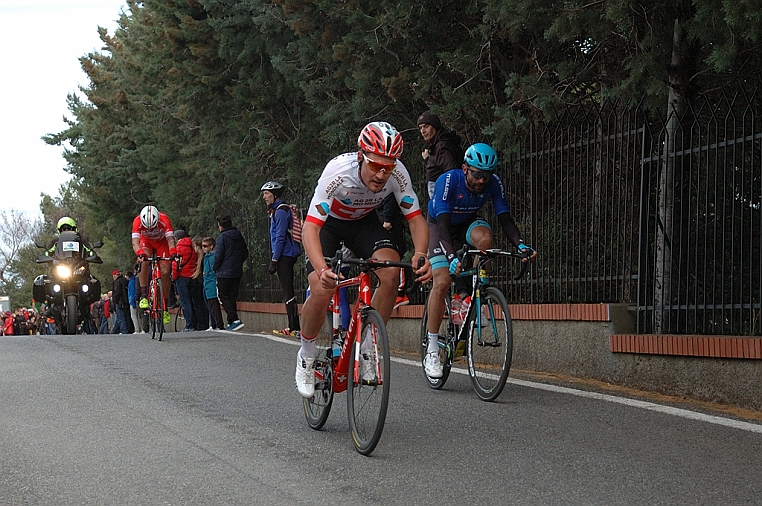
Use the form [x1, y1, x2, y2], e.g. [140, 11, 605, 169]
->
[325, 269, 376, 393]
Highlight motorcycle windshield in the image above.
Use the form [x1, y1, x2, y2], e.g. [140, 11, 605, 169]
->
[55, 231, 83, 259]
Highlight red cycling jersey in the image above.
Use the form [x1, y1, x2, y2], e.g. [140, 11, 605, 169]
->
[132, 212, 175, 257]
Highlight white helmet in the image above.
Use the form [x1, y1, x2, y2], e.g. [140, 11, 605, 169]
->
[140, 205, 160, 229]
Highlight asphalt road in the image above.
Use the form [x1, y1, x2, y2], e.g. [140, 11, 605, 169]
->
[1, 330, 760, 505]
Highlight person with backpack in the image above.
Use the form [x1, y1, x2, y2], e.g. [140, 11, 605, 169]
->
[261, 181, 302, 336]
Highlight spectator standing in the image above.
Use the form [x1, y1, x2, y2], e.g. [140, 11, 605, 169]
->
[128, 268, 143, 333]
[111, 271, 130, 334]
[174, 229, 198, 331]
[201, 237, 224, 330]
[417, 111, 464, 199]
[99, 294, 111, 334]
[190, 236, 209, 331]
[91, 298, 103, 333]
[261, 181, 302, 336]
[213, 214, 249, 331]
[2, 311, 14, 335]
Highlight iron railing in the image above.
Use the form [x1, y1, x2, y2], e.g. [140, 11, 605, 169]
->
[236, 90, 762, 336]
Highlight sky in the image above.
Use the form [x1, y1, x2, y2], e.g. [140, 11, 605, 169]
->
[0, 0, 127, 221]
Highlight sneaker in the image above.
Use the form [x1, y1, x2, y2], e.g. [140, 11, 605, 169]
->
[295, 351, 316, 398]
[139, 297, 149, 309]
[205, 327, 213, 331]
[273, 328, 295, 337]
[361, 351, 377, 384]
[163, 311, 171, 325]
[393, 295, 409, 310]
[226, 320, 244, 331]
[424, 350, 443, 378]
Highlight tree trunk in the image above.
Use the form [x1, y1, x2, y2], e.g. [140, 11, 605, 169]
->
[654, 19, 685, 333]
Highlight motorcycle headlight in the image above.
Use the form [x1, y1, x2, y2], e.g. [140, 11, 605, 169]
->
[53, 284, 61, 293]
[56, 265, 72, 278]
[82, 284, 89, 293]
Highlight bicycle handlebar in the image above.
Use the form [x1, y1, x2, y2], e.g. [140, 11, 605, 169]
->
[325, 250, 425, 272]
[455, 246, 531, 280]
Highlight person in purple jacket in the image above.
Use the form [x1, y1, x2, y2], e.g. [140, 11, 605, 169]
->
[261, 181, 302, 336]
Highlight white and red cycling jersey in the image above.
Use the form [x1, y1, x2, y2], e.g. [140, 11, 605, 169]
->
[131, 212, 175, 256]
[305, 152, 422, 227]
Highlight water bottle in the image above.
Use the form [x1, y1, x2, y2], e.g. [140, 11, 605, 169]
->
[451, 294, 463, 325]
[332, 337, 343, 360]
[461, 295, 471, 322]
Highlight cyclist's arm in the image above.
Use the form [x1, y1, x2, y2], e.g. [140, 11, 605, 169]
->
[408, 214, 432, 282]
[497, 212, 523, 247]
[131, 236, 142, 256]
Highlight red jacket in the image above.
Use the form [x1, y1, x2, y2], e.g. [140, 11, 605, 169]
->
[175, 237, 197, 278]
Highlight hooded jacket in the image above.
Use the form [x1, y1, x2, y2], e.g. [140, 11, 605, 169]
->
[213, 227, 249, 279]
[425, 129, 464, 184]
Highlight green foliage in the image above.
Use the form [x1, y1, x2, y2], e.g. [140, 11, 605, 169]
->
[32, 0, 761, 298]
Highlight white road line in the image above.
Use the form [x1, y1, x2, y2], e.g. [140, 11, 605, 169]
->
[248, 332, 762, 434]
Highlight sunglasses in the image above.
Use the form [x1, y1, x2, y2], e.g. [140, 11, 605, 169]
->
[362, 153, 396, 174]
[467, 167, 492, 181]
[202, 244, 211, 249]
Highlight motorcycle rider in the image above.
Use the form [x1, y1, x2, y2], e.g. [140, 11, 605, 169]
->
[39, 216, 102, 333]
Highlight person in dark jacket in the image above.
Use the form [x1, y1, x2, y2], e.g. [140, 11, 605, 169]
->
[261, 181, 302, 336]
[111, 270, 130, 334]
[417, 111, 464, 199]
[213, 214, 249, 331]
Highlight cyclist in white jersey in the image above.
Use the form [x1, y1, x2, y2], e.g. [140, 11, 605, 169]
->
[295, 121, 432, 398]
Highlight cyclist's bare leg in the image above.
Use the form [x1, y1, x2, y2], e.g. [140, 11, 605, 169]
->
[300, 271, 334, 342]
[369, 247, 400, 324]
[426, 267, 451, 335]
[466, 225, 493, 263]
[159, 261, 171, 307]
[138, 260, 149, 293]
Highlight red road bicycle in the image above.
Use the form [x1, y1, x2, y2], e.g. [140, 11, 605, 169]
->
[141, 256, 171, 341]
[303, 249, 421, 455]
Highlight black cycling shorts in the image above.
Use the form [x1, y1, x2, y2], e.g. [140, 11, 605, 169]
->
[305, 213, 397, 274]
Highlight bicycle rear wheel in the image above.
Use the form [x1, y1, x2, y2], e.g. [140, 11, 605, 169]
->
[150, 279, 165, 341]
[174, 306, 184, 333]
[419, 302, 453, 389]
[347, 309, 389, 455]
[303, 322, 334, 430]
[467, 286, 513, 401]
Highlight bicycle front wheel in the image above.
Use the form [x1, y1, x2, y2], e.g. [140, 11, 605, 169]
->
[303, 319, 335, 430]
[467, 286, 513, 401]
[150, 279, 165, 341]
[347, 309, 390, 455]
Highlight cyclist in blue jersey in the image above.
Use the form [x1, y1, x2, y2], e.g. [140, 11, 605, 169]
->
[424, 143, 537, 378]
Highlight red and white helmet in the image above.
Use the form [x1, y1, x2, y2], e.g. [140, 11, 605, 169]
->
[357, 121, 404, 159]
[140, 205, 160, 229]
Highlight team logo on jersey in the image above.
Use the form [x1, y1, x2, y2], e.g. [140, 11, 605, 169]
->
[330, 199, 373, 220]
[315, 202, 330, 216]
[399, 195, 415, 209]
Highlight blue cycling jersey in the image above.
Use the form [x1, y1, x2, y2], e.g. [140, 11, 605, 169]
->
[427, 169, 511, 225]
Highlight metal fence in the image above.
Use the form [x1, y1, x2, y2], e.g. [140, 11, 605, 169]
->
[237, 89, 762, 336]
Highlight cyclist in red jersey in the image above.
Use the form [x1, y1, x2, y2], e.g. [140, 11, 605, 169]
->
[131, 205, 177, 323]
[295, 121, 433, 398]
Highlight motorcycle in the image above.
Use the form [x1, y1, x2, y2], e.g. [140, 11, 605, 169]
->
[33, 231, 103, 335]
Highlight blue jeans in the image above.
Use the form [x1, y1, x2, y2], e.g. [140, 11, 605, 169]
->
[175, 277, 196, 330]
[112, 305, 129, 334]
[99, 315, 110, 334]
